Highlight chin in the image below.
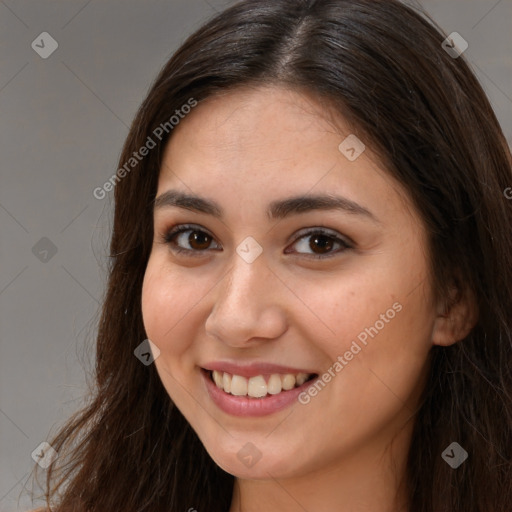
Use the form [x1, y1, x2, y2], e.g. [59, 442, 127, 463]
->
[215, 456, 293, 480]
[203, 439, 303, 480]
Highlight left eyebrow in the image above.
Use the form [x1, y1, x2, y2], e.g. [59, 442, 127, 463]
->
[153, 190, 380, 223]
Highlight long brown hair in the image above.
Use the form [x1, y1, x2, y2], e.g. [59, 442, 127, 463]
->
[31, 1, 512, 511]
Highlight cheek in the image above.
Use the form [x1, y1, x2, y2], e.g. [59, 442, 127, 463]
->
[291, 264, 428, 358]
[141, 258, 204, 409]
[299, 255, 435, 407]
[327, 288, 434, 417]
[141, 262, 169, 342]
[141, 257, 197, 356]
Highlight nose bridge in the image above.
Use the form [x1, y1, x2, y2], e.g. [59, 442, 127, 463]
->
[217, 251, 272, 318]
[205, 250, 286, 344]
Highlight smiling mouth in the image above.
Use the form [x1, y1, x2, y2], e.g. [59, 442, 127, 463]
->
[205, 369, 318, 398]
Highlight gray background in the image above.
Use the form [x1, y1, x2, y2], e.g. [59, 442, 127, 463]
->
[0, 1, 510, 510]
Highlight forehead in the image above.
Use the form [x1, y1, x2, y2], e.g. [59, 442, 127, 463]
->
[156, 85, 415, 226]
[167, 86, 349, 155]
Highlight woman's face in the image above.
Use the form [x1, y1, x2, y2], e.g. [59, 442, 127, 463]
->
[141, 85, 438, 479]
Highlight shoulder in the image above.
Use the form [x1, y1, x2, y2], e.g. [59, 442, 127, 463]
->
[28, 508, 48, 512]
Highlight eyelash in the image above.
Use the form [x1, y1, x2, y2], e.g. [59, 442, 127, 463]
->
[159, 223, 353, 260]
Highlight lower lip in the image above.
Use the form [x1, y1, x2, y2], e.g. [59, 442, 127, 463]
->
[201, 369, 316, 417]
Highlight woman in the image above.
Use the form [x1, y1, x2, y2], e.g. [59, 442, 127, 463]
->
[30, 0, 512, 511]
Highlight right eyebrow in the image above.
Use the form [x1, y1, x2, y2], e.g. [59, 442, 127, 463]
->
[154, 190, 380, 224]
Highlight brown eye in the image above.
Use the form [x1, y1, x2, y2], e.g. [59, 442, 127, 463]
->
[285, 229, 352, 259]
[308, 234, 335, 254]
[185, 231, 212, 251]
[163, 224, 220, 256]
[162, 224, 352, 260]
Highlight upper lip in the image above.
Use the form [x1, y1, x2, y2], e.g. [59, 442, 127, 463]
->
[202, 361, 318, 378]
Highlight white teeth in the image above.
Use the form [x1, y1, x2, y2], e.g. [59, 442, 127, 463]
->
[248, 376, 267, 397]
[210, 370, 312, 398]
[230, 375, 248, 396]
[267, 374, 282, 395]
[296, 373, 308, 386]
[222, 372, 231, 393]
[282, 374, 296, 390]
[213, 370, 223, 388]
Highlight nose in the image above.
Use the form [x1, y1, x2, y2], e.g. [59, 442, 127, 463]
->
[204, 252, 288, 348]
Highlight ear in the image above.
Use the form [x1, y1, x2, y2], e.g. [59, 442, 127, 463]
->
[431, 280, 478, 347]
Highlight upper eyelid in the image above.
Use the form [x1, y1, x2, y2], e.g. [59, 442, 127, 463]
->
[164, 223, 346, 238]
[163, 223, 352, 248]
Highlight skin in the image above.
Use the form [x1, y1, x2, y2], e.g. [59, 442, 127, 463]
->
[141, 85, 475, 512]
